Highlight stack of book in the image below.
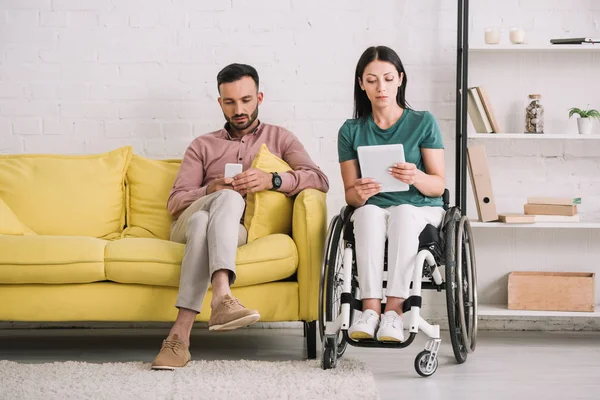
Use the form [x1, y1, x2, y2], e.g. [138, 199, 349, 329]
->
[524, 197, 581, 222]
[498, 197, 581, 224]
[466, 86, 501, 133]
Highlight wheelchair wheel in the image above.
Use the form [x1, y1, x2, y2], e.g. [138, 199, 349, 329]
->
[414, 350, 438, 377]
[444, 211, 478, 364]
[318, 215, 349, 360]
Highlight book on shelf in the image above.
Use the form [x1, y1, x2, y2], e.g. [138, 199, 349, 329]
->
[475, 86, 501, 133]
[498, 213, 581, 224]
[533, 214, 580, 223]
[527, 196, 581, 206]
[466, 86, 500, 133]
[498, 213, 535, 224]
[524, 203, 577, 216]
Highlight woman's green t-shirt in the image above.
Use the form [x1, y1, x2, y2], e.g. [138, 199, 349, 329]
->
[337, 109, 444, 208]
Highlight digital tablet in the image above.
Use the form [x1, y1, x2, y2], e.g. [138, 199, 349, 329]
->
[357, 144, 409, 193]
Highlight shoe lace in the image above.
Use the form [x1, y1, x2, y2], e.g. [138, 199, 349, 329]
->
[380, 314, 401, 329]
[357, 311, 377, 325]
[162, 339, 183, 353]
[223, 297, 242, 309]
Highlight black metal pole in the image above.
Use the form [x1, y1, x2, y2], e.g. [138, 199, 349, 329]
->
[455, 0, 464, 209]
[455, 0, 469, 211]
[461, 0, 469, 212]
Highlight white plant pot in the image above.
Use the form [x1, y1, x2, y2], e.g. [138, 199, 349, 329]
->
[577, 117, 592, 135]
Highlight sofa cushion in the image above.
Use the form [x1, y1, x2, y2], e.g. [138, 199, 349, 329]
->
[0, 235, 107, 284]
[123, 155, 181, 240]
[0, 146, 132, 239]
[244, 144, 294, 243]
[105, 234, 298, 288]
[0, 198, 36, 236]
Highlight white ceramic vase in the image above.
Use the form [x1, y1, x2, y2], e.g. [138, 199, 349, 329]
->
[577, 117, 592, 135]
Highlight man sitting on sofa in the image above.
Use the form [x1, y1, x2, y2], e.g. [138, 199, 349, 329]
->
[151, 63, 330, 370]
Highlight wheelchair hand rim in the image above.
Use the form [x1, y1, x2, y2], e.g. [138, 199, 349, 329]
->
[456, 216, 477, 353]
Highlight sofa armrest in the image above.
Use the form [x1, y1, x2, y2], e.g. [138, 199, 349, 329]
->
[292, 189, 327, 322]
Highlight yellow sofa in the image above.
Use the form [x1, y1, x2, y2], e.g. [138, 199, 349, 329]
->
[0, 146, 326, 358]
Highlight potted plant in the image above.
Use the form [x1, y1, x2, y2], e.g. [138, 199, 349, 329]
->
[568, 106, 600, 135]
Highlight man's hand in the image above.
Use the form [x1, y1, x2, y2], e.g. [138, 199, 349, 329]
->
[389, 162, 420, 185]
[231, 168, 273, 196]
[207, 175, 234, 194]
[354, 178, 381, 204]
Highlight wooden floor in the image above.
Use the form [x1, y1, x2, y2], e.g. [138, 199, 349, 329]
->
[1, 327, 599, 400]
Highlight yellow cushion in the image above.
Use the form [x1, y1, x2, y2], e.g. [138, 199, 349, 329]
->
[0, 198, 36, 235]
[0, 282, 299, 322]
[123, 155, 181, 240]
[0, 146, 132, 239]
[244, 144, 294, 243]
[0, 235, 107, 284]
[105, 234, 298, 288]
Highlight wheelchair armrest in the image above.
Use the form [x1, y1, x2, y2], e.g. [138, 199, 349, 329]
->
[338, 205, 357, 243]
[443, 189, 450, 210]
[339, 205, 356, 225]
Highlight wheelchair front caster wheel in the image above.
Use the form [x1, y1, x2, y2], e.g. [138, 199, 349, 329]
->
[414, 350, 438, 377]
[322, 347, 336, 370]
[321, 335, 338, 370]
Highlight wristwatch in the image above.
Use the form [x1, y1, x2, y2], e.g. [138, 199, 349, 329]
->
[271, 172, 282, 190]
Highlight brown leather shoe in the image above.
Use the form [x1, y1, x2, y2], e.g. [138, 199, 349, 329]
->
[208, 294, 260, 331]
[151, 334, 191, 370]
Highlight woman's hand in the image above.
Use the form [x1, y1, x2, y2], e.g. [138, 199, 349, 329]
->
[354, 178, 382, 203]
[389, 162, 420, 185]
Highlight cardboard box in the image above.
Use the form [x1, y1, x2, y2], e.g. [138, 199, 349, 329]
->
[508, 271, 595, 312]
[467, 145, 498, 222]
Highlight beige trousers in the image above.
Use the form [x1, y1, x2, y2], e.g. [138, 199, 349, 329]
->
[351, 204, 446, 300]
[170, 190, 247, 313]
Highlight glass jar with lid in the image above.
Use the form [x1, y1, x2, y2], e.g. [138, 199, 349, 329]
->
[525, 94, 544, 133]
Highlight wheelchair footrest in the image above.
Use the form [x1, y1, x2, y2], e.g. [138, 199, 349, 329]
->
[343, 331, 416, 349]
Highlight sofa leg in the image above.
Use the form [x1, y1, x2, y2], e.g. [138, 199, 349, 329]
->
[305, 321, 317, 359]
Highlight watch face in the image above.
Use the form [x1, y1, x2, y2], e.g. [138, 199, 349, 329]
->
[274, 176, 282, 188]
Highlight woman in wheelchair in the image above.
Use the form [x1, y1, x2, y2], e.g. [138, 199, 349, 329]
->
[338, 45, 447, 343]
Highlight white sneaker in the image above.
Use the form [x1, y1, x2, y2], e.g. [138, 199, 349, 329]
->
[377, 311, 405, 342]
[348, 309, 379, 340]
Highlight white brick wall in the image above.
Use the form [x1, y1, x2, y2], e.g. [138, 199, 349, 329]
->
[0, 0, 463, 214]
[1, 0, 597, 218]
[1, 1, 600, 308]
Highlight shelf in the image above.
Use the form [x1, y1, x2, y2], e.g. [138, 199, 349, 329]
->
[468, 133, 600, 140]
[470, 221, 600, 229]
[479, 304, 600, 318]
[470, 44, 600, 52]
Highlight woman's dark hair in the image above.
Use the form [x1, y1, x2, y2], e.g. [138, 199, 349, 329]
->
[216, 63, 259, 93]
[353, 46, 409, 119]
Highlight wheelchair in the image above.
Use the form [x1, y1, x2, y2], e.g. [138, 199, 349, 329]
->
[318, 190, 478, 377]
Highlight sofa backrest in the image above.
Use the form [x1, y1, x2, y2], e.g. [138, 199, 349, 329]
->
[0, 146, 298, 243]
[0, 146, 132, 239]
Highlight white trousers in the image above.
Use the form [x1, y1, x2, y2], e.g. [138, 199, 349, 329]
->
[351, 204, 446, 300]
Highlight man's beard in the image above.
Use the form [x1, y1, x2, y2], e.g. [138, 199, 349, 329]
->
[225, 106, 259, 131]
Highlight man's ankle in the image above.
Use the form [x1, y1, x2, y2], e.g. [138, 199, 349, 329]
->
[210, 292, 231, 310]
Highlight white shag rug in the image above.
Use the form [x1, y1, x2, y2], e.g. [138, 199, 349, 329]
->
[0, 358, 379, 400]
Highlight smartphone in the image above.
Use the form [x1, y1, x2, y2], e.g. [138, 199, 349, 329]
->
[224, 163, 243, 178]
